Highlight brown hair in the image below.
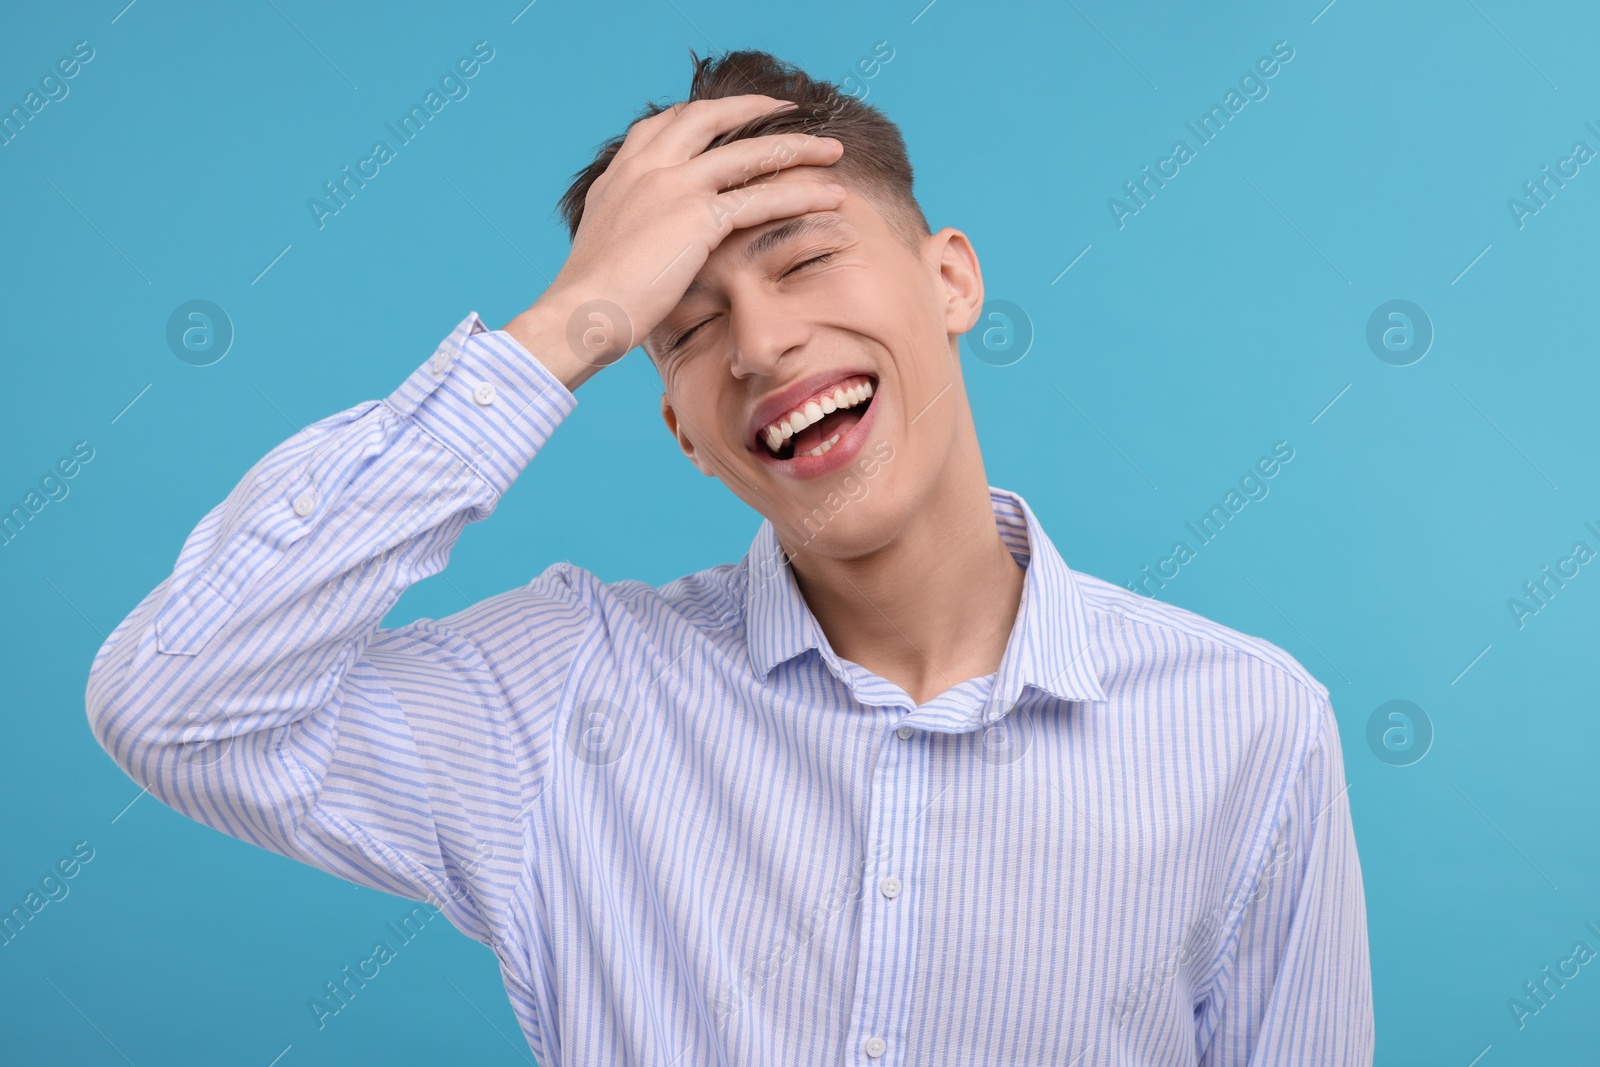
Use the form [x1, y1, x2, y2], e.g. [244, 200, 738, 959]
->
[555, 48, 930, 251]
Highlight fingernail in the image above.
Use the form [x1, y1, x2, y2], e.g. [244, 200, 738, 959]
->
[827, 183, 845, 194]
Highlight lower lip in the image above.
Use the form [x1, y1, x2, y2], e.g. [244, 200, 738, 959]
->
[754, 387, 881, 479]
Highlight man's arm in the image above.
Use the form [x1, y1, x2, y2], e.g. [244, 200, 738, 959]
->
[84, 314, 588, 948]
[85, 92, 845, 955]
[1196, 695, 1375, 1066]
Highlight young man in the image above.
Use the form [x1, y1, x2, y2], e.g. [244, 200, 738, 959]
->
[86, 50, 1372, 1066]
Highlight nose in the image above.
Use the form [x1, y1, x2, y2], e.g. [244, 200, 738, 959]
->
[727, 288, 811, 378]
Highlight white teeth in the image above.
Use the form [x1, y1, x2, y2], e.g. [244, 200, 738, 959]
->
[759, 378, 875, 455]
[799, 432, 843, 458]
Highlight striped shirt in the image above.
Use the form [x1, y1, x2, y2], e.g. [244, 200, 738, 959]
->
[86, 311, 1373, 1066]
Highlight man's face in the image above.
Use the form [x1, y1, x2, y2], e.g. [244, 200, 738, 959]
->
[647, 163, 985, 560]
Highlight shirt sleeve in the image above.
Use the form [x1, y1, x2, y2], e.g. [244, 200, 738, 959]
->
[1196, 694, 1375, 1066]
[83, 311, 590, 953]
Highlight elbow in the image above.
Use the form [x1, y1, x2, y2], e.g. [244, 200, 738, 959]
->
[83, 605, 184, 773]
[85, 599, 257, 783]
[84, 625, 138, 770]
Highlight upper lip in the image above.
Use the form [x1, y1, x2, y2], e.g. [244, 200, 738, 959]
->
[746, 368, 877, 450]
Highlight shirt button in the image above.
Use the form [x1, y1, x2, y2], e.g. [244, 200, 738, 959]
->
[896, 724, 914, 740]
[879, 875, 902, 899]
[292, 491, 316, 517]
[863, 1035, 887, 1058]
[473, 381, 496, 406]
[430, 350, 452, 374]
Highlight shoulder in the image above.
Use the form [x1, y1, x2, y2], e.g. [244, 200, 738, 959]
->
[1070, 567, 1332, 712]
[1068, 571, 1344, 867]
[519, 557, 746, 635]
[411, 561, 600, 668]
[414, 556, 744, 700]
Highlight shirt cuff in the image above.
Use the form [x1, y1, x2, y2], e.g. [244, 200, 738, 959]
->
[385, 311, 578, 497]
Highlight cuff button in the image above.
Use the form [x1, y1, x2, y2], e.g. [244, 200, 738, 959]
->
[473, 381, 497, 406]
[292, 492, 317, 517]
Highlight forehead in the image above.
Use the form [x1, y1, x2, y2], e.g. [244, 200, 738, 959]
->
[679, 211, 857, 300]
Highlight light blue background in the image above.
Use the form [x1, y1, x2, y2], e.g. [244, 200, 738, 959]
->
[3, 0, 1597, 1062]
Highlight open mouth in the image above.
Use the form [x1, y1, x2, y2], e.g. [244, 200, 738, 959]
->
[756, 375, 877, 461]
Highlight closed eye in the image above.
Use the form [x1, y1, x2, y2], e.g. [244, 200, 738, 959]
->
[668, 317, 714, 353]
[667, 254, 838, 352]
[783, 252, 836, 277]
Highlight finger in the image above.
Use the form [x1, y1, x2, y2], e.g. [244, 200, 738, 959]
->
[631, 95, 803, 167]
[611, 95, 796, 168]
[607, 102, 689, 168]
[704, 179, 848, 240]
[677, 132, 843, 194]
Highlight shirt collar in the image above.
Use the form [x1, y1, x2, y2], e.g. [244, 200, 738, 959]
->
[740, 486, 1108, 720]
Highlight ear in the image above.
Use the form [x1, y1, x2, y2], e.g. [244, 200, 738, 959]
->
[927, 227, 984, 337]
[660, 393, 715, 477]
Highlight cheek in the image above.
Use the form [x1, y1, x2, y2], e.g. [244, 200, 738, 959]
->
[658, 353, 706, 406]
[658, 357, 681, 395]
[846, 267, 931, 330]
[811, 272, 894, 331]
[665, 372, 735, 456]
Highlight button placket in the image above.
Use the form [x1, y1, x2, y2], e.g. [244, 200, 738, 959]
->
[843, 719, 929, 1064]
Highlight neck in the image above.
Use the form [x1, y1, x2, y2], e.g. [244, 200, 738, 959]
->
[779, 434, 1025, 708]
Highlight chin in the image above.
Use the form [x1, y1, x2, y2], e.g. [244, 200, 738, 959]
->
[771, 441, 900, 554]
